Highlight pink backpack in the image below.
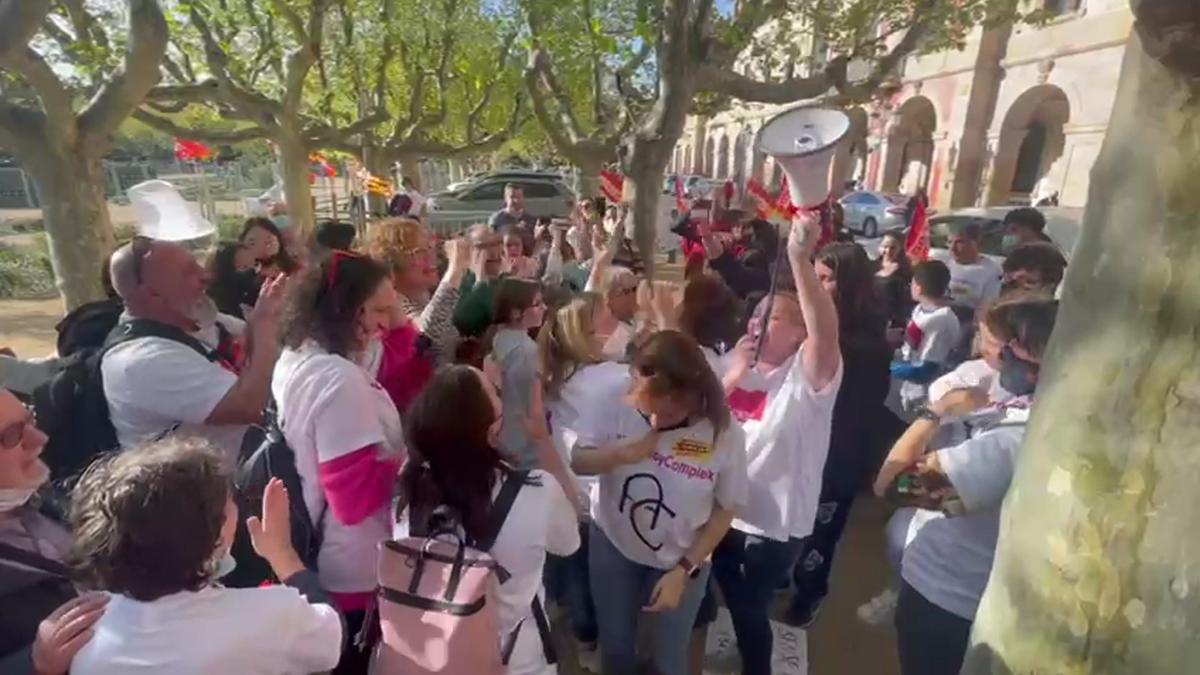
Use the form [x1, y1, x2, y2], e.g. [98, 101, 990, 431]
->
[369, 469, 556, 674]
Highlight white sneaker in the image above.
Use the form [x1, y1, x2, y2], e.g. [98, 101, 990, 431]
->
[857, 588, 899, 626]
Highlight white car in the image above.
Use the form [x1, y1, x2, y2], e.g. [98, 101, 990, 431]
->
[425, 176, 575, 230]
[927, 206, 1083, 263]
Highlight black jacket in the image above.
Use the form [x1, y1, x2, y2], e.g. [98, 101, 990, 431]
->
[0, 505, 75, 675]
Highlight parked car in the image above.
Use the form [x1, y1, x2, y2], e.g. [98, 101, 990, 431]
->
[445, 169, 567, 194]
[927, 206, 1083, 263]
[663, 174, 723, 198]
[426, 176, 575, 225]
[839, 191, 909, 238]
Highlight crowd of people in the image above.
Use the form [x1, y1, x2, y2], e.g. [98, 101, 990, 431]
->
[0, 177, 1072, 675]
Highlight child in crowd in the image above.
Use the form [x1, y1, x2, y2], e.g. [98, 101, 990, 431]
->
[891, 260, 962, 414]
[487, 279, 582, 511]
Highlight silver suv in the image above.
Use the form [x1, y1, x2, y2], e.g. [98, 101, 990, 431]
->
[427, 177, 575, 229]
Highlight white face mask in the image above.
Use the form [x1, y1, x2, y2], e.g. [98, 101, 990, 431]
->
[0, 486, 39, 512]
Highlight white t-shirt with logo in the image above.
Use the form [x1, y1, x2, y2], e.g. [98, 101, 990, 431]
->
[272, 343, 406, 595]
[574, 403, 748, 570]
[102, 315, 247, 462]
[726, 347, 843, 542]
[944, 257, 1003, 310]
[70, 584, 342, 674]
[394, 469, 578, 675]
[900, 402, 1028, 620]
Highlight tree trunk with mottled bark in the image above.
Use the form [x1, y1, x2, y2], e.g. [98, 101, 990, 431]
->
[577, 158, 603, 200]
[21, 151, 114, 309]
[277, 133, 315, 237]
[965, 6, 1200, 672]
[398, 154, 421, 192]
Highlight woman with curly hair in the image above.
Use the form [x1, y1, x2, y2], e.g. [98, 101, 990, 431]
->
[66, 437, 342, 674]
[363, 217, 468, 365]
[272, 252, 403, 673]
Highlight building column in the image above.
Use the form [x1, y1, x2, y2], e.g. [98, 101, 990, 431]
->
[985, 128, 1028, 205]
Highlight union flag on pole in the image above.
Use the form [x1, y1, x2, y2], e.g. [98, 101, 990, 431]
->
[905, 199, 930, 261]
[599, 170, 624, 203]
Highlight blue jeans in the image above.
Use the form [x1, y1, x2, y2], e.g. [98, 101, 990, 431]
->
[544, 524, 598, 643]
[588, 524, 711, 675]
[711, 529, 807, 675]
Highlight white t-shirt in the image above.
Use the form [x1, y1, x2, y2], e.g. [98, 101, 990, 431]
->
[898, 304, 962, 412]
[575, 403, 748, 570]
[273, 343, 406, 594]
[726, 347, 843, 542]
[395, 470, 579, 675]
[927, 359, 1012, 449]
[546, 361, 630, 505]
[70, 585, 342, 674]
[900, 402, 1028, 620]
[944, 257, 1003, 310]
[102, 315, 247, 462]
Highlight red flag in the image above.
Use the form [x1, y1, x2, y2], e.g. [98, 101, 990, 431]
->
[776, 175, 798, 219]
[905, 199, 930, 261]
[174, 139, 212, 162]
[745, 179, 775, 219]
[673, 176, 688, 214]
[599, 170, 624, 203]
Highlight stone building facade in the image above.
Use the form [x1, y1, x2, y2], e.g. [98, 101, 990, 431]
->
[670, 0, 1132, 210]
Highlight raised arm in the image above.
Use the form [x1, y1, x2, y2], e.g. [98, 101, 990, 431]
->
[788, 213, 840, 390]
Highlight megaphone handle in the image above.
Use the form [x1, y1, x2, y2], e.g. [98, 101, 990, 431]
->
[751, 220, 789, 368]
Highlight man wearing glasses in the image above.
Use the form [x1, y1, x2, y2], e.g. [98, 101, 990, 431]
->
[101, 238, 286, 462]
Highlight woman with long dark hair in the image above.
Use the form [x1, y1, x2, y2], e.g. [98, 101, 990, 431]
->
[205, 241, 259, 319]
[784, 241, 895, 626]
[876, 230, 914, 340]
[272, 252, 403, 673]
[240, 217, 299, 279]
[676, 273, 741, 375]
[396, 366, 579, 675]
[572, 330, 747, 675]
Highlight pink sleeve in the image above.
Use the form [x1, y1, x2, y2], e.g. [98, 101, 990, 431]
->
[317, 444, 401, 526]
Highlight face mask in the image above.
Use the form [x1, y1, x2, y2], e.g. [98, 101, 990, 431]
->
[1001, 234, 1020, 253]
[0, 486, 38, 512]
[271, 215, 290, 230]
[998, 345, 1039, 397]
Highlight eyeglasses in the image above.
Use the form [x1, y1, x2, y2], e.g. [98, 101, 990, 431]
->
[131, 236, 153, 285]
[1, 408, 36, 450]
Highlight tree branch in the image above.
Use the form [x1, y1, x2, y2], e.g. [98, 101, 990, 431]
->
[1, 47, 75, 137]
[528, 47, 586, 142]
[281, 0, 332, 116]
[268, 0, 307, 42]
[524, 52, 581, 162]
[133, 109, 270, 143]
[697, 57, 846, 103]
[0, 0, 51, 62]
[79, 0, 169, 139]
[188, 6, 282, 125]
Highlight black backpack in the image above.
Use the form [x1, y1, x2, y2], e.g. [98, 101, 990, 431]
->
[224, 402, 325, 588]
[32, 319, 219, 484]
[54, 297, 124, 359]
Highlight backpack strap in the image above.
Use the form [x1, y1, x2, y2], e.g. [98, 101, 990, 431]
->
[474, 468, 530, 551]
[104, 318, 220, 363]
[0, 541, 70, 578]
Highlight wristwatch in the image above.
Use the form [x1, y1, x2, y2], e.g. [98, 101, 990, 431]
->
[916, 406, 942, 423]
[676, 557, 702, 579]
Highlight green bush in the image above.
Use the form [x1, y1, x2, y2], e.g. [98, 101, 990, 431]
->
[0, 244, 57, 299]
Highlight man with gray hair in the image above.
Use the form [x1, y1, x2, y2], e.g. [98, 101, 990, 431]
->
[102, 238, 286, 461]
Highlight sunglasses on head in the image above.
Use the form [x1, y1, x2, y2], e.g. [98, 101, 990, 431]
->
[131, 236, 154, 285]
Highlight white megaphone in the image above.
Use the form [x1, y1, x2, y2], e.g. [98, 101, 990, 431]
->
[757, 107, 851, 208]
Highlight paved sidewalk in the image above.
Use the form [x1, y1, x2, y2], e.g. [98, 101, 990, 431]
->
[0, 297, 62, 357]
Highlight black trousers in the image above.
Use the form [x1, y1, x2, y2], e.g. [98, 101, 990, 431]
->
[788, 490, 856, 614]
[895, 581, 972, 675]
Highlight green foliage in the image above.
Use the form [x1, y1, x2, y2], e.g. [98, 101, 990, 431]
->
[0, 243, 56, 300]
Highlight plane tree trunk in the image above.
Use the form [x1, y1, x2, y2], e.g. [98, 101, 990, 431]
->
[965, 4, 1200, 672]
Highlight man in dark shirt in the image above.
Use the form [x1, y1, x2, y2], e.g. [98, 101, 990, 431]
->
[488, 183, 533, 232]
